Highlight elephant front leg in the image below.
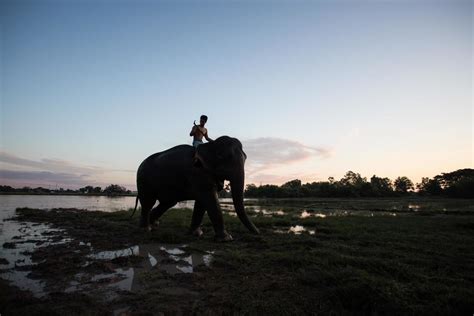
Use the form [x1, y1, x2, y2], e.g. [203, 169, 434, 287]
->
[200, 191, 233, 242]
[189, 200, 205, 237]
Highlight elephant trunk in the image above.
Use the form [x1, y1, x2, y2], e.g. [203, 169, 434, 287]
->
[231, 172, 260, 234]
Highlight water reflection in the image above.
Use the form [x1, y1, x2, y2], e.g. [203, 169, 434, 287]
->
[0, 195, 196, 213]
[274, 225, 315, 235]
[89, 246, 140, 260]
[1, 195, 473, 215]
[0, 212, 72, 297]
[300, 210, 326, 218]
[67, 244, 214, 297]
[0, 207, 213, 298]
[249, 208, 285, 216]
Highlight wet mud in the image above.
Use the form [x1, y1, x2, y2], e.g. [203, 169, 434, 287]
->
[0, 208, 220, 315]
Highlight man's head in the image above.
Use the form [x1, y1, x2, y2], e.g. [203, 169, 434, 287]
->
[200, 115, 208, 125]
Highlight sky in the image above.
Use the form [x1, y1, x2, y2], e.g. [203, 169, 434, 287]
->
[1, 0, 472, 190]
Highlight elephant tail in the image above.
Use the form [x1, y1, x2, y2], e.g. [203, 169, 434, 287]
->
[130, 196, 139, 218]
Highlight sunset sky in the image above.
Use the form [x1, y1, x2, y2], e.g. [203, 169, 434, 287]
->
[1, 0, 472, 190]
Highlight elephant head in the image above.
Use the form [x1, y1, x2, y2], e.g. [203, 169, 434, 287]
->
[193, 136, 260, 234]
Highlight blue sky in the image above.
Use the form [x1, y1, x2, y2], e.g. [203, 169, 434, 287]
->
[1, 0, 472, 189]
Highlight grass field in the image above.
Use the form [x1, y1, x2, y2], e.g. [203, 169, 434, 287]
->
[1, 199, 473, 315]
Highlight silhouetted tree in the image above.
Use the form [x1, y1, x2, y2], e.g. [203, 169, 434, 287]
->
[281, 179, 302, 197]
[394, 177, 414, 194]
[434, 169, 474, 189]
[103, 184, 128, 195]
[0, 185, 15, 192]
[93, 186, 102, 193]
[339, 171, 370, 196]
[370, 175, 393, 196]
[436, 169, 474, 198]
[417, 177, 442, 196]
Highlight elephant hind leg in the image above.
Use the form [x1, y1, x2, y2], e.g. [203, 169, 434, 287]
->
[149, 200, 177, 225]
[139, 198, 156, 230]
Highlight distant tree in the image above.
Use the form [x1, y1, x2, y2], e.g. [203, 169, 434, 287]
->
[339, 171, 370, 196]
[436, 169, 474, 198]
[245, 184, 259, 197]
[244, 168, 472, 199]
[0, 185, 15, 192]
[93, 186, 102, 193]
[370, 175, 393, 196]
[394, 176, 414, 194]
[103, 184, 128, 195]
[340, 171, 366, 186]
[446, 177, 474, 198]
[281, 179, 302, 197]
[282, 179, 302, 189]
[434, 168, 474, 189]
[257, 184, 281, 198]
[34, 187, 50, 193]
[417, 177, 442, 196]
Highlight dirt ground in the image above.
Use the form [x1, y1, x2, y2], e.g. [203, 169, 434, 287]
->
[1, 205, 474, 315]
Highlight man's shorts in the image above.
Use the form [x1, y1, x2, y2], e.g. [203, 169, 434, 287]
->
[193, 140, 204, 148]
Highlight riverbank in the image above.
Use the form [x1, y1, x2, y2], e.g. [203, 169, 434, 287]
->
[1, 206, 474, 315]
[0, 192, 136, 197]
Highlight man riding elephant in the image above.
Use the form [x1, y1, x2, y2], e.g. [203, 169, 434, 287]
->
[190, 115, 213, 148]
[133, 136, 259, 242]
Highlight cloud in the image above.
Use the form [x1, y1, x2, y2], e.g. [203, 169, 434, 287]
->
[242, 137, 331, 184]
[243, 138, 330, 165]
[0, 151, 134, 189]
[0, 151, 133, 174]
[243, 137, 330, 169]
[246, 172, 321, 185]
[0, 169, 92, 187]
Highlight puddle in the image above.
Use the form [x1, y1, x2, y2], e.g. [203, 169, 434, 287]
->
[408, 204, 422, 211]
[250, 208, 285, 217]
[88, 246, 140, 260]
[300, 210, 327, 218]
[65, 267, 135, 299]
[56, 244, 214, 299]
[274, 225, 315, 235]
[0, 214, 72, 297]
[223, 206, 285, 217]
[224, 211, 238, 217]
[0, 210, 214, 299]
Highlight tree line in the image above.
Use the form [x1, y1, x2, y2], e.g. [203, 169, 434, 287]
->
[2, 168, 472, 198]
[244, 168, 474, 198]
[0, 184, 133, 196]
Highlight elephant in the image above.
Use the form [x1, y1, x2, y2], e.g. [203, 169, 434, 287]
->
[133, 136, 260, 241]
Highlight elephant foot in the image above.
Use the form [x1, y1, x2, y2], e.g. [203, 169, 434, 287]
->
[192, 227, 204, 238]
[139, 222, 152, 232]
[151, 221, 160, 230]
[214, 231, 233, 242]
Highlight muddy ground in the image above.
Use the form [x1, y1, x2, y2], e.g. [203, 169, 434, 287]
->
[1, 204, 474, 315]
